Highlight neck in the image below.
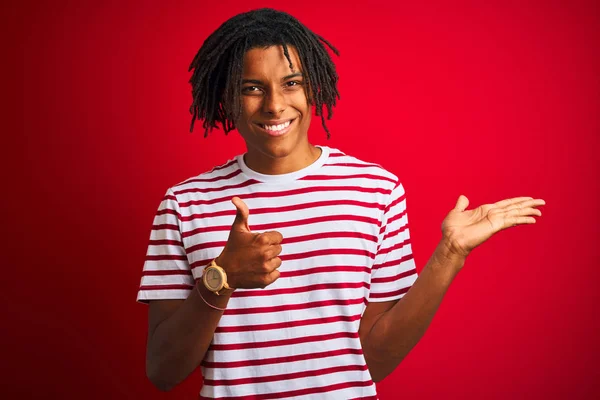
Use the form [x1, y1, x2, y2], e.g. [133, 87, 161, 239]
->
[244, 143, 322, 175]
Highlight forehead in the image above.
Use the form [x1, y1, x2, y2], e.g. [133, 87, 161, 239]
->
[242, 45, 303, 78]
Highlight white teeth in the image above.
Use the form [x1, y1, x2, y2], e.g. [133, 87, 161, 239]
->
[263, 120, 291, 131]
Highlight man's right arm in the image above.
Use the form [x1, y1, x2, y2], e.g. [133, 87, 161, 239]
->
[144, 196, 282, 391]
[145, 283, 233, 391]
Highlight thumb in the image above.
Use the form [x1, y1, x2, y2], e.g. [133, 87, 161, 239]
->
[231, 196, 250, 232]
[454, 195, 469, 212]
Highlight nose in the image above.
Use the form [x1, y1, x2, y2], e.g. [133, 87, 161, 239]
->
[262, 88, 286, 116]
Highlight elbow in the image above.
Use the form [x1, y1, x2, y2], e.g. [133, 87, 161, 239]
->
[369, 369, 388, 383]
[146, 361, 176, 392]
[147, 372, 175, 392]
[150, 379, 175, 392]
[364, 351, 399, 383]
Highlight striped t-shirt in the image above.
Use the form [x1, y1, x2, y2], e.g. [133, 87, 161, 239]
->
[137, 146, 418, 399]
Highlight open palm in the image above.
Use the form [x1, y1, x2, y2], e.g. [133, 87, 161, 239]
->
[441, 195, 546, 258]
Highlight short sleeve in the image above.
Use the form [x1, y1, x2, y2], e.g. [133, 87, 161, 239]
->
[369, 181, 418, 302]
[136, 188, 195, 304]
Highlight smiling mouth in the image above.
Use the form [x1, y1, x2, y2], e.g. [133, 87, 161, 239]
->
[257, 118, 295, 133]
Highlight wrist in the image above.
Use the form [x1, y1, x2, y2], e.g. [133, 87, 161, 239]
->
[214, 254, 239, 290]
[196, 280, 234, 311]
[433, 237, 467, 273]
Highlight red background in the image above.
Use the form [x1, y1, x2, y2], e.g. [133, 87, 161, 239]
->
[5, 0, 599, 398]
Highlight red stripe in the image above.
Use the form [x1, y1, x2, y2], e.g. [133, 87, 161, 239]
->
[181, 199, 385, 221]
[300, 173, 396, 184]
[190, 258, 218, 269]
[187, 240, 227, 253]
[202, 347, 363, 368]
[139, 284, 192, 291]
[183, 169, 243, 184]
[214, 313, 362, 333]
[284, 231, 378, 244]
[329, 152, 346, 157]
[191, 248, 374, 270]
[384, 189, 405, 214]
[382, 224, 409, 242]
[151, 223, 179, 231]
[179, 185, 391, 207]
[142, 269, 192, 276]
[145, 254, 188, 261]
[186, 232, 378, 254]
[163, 194, 177, 201]
[371, 268, 417, 284]
[199, 380, 373, 400]
[209, 331, 359, 351]
[184, 227, 228, 241]
[282, 248, 375, 261]
[377, 238, 411, 256]
[156, 208, 181, 220]
[372, 254, 414, 270]
[384, 180, 401, 200]
[326, 162, 382, 168]
[174, 179, 259, 195]
[180, 159, 236, 179]
[204, 364, 368, 386]
[148, 239, 183, 247]
[369, 286, 411, 298]
[281, 265, 370, 278]
[182, 209, 232, 221]
[209, 159, 237, 172]
[350, 396, 378, 400]
[229, 282, 369, 298]
[183, 214, 379, 239]
[387, 209, 407, 225]
[224, 297, 365, 315]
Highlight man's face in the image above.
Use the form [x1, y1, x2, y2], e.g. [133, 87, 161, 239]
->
[235, 45, 312, 162]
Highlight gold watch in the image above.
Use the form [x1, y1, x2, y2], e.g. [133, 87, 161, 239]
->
[202, 260, 231, 295]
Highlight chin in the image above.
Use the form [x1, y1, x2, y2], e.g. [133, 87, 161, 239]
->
[254, 139, 298, 159]
[252, 128, 306, 156]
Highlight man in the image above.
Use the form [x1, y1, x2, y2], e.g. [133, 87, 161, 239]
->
[137, 8, 545, 399]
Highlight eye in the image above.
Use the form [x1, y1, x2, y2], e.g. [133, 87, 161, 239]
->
[286, 80, 302, 87]
[242, 86, 262, 94]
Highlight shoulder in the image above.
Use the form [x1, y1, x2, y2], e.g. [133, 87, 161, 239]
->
[167, 155, 243, 198]
[323, 146, 401, 189]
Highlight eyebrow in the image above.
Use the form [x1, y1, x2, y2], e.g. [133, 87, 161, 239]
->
[241, 73, 304, 85]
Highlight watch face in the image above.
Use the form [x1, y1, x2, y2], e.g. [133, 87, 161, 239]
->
[205, 267, 222, 290]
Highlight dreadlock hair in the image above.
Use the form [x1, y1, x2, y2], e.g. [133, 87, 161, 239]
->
[188, 8, 341, 139]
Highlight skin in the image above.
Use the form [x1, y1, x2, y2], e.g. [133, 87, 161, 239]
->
[145, 44, 546, 390]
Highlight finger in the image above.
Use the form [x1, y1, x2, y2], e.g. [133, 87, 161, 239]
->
[498, 199, 546, 216]
[504, 206, 542, 217]
[263, 245, 283, 260]
[231, 197, 251, 232]
[492, 197, 534, 209]
[504, 215, 537, 228]
[454, 195, 469, 212]
[262, 230, 284, 245]
[263, 256, 282, 272]
[511, 198, 546, 209]
[262, 269, 281, 287]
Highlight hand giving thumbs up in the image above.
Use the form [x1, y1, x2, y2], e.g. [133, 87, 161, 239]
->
[214, 197, 283, 289]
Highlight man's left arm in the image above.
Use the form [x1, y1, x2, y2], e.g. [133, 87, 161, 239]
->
[359, 238, 464, 382]
[360, 194, 545, 382]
